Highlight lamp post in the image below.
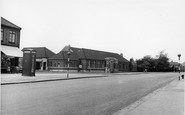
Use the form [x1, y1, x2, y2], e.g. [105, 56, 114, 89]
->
[178, 54, 181, 80]
[67, 51, 71, 78]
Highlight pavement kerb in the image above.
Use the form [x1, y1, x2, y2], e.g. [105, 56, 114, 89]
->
[113, 77, 179, 115]
[111, 73, 139, 75]
[111, 72, 159, 76]
[1, 75, 107, 85]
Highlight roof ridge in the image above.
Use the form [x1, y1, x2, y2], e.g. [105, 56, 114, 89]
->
[23, 47, 46, 49]
[82, 48, 119, 55]
[68, 46, 118, 54]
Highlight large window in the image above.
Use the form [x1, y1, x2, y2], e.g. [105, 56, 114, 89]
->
[100, 61, 105, 68]
[9, 31, 16, 43]
[49, 61, 52, 67]
[58, 61, 61, 67]
[1, 29, 4, 41]
[95, 61, 98, 68]
[87, 60, 90, 68]
[90, 60, 95, 68]
[69, 61, 78, 67]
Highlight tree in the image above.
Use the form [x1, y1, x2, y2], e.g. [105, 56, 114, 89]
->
[136, 51, 171, 72]
[155, 51, 170, 72]
[136, 59, 143, 72]
[136, 55, 156, 72]
[129, 58, 134, 71]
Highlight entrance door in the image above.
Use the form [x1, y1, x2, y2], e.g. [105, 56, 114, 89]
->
[43, 62, 46, 70]
[105, 57, 118, 73]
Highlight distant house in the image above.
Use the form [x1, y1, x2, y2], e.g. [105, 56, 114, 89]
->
[22, 47, 55, 70]
[48, 45, 129, 72]
[1, 17, 23, 73]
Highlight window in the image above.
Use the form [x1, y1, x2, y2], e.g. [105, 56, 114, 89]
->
[90, 60, 96, 68]
[87, 60, 90, 68]
[58, 61, 60, 67]
[1, 29, 4, 41]
[94, 61, 96, 68]
[54, 61, 57, 67]
[100, 61, 105, 68]
[64, 61, 68, 67]
[49, 61, 52, 67]
[70, 61, 77, 67]
[9, 31, 16, 43]
[60, 61, 64, 67]
[97, 61, 100, 68]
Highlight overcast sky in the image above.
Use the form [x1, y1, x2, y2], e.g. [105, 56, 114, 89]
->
[1, 0, 185, 62]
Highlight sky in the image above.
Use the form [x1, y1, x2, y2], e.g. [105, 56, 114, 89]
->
[1, 0, 185, 62]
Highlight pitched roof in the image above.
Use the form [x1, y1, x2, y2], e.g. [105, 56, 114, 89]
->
[22, 47, 55, 58]
[49, 46, 85, 60]
[49, 50, 79, 61]
[49, 50, 64, 60]
[1, 17, 21, 30]
[70, 47, 85, 59]
[49, 46, 129, 63]
[82, 48, 129, 62]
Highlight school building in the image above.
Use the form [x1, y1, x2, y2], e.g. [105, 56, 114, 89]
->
[48, 45, 129, 72]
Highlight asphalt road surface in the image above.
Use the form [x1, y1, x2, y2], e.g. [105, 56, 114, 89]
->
[1, 72, 178, 115]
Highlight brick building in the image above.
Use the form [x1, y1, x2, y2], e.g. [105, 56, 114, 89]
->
[48, 45, 129, 72]
[1, 17, 23, 73]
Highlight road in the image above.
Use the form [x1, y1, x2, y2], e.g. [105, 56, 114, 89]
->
[1, 72, 178, 115]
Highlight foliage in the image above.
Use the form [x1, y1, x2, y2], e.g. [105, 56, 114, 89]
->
[129, 58, 134, 71]
[136, 51, 172, 72]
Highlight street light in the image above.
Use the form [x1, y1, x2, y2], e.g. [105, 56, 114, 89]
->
[67, 51, 71, 78]
[177, 54, 181, 80]
[62, 45, 73, 78]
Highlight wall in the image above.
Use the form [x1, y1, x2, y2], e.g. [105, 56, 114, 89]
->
[36, 58, 47, 70]
[48, 59, 79, 70]
[48, 58, 130, 72]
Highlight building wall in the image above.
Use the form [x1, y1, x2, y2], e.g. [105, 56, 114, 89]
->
[85, 59, 105, 71]
[132, 65, 137, 72]
[1, 26, 20, 48]
[48, 59, 106, 71]
[118, 62, 124, 71]
[35, 58, 47, 70]
[48, 59, 79, 70]
[48, 58, 129, 72]
[1, 24, 21, 73]
[118, 62, 129, 72]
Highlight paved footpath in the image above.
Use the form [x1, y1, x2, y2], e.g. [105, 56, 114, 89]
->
[0, 72, 144, 85]
[0, 72, 107, 85]
[114, 79, 184, 115]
